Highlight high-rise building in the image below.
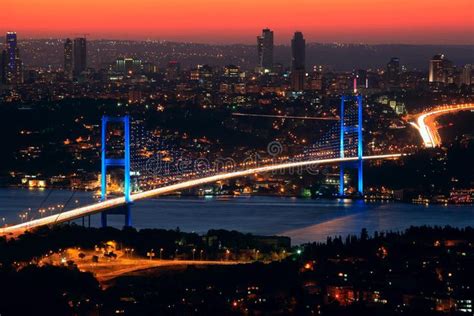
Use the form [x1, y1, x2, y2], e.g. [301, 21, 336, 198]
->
[166, 61, 181, 80]
[354, 69, 368, 90]
[290, 31, 306, 91]
[224, 65, 240, 79]
[73, 38, 87, 77]
[257, 28, 274, 71]
[64, 38, 73, 80]
[460, 64, 472, 86]
[291, 32, 305, 71]
[386, 57, 400, 87]
[310, 71, 323, 91]
[0, 50, 6, 84]
[429, 54, 452, 84]
[4, 32, 22, 85]
[115, 57, 142, 74]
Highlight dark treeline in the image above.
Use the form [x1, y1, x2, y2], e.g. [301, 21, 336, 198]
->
[365, 140, 474, 195]
[0, 225, 289, 264]
[0, 225, 473, 315]
[302, 226, 474, 260]
[0, 265, 101, 316]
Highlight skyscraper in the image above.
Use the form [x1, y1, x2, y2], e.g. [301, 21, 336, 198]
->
[4, 32, 22, 85]
[257, 28, 274, 71]
[64, 38, 73, 80]
[290, 31, 306, 91]
[291, 32, 305, 71]
[429, 54, 452, 83]
[166, 60, 181, 81]
[460, 64, 472, 86]
[0, 50, 6, 84]
[386, 57, 400, 87]
[73, 38, 87, 77]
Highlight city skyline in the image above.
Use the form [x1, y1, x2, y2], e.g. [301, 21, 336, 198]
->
[2, 0, 473, 44]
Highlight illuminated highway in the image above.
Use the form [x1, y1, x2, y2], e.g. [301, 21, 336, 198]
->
[411, 103, 474, 148]
[1, 154, 401, 235]
[45, 248, 243, 284]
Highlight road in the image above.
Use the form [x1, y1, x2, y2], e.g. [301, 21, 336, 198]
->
[410, 103, 474, 148]
[42, 248, 244, 284]
[1, 153, 401, 236]
[90, 259, 241, 283]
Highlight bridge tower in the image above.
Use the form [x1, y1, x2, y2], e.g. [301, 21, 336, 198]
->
[100, 115, 132, 227]
[339, 95, 363, 197]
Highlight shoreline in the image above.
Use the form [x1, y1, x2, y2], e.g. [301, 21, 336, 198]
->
[1, 186, 472, 205]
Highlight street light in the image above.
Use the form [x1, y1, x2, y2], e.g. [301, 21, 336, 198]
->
[225, 249, 230, 261]
[192, 248, 196, 261]
[159, 248, 163, 260]
[280, 249, 286, 262]
[147, 249, 155, 260]
[200, 249, 204, 261]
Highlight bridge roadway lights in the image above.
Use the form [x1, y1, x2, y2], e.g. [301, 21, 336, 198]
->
[339, 95, 364, 197]
[101, 115, 133, 228]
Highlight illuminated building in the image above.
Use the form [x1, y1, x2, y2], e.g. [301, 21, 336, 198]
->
[389, 100, 406, 115]
[73, 37, 87, 78]
[429, 54, 452, 84]
[166, 61, 180, 80]
[0, 50, 6, 84]
[115, 57, 142, 74]
[142, 62, 157, 74]
[310, 72, 323, 91]
[189, 64, 213, 88]
[460, 64, 472, 86]
[4, 32, 23, 85]
[386, 57, 400, 87]
[64, 38, 73, 80]
[326, 285, 355, 306]
[290, 31, 306, 91]
[355, 69, 368, 89]
[224, 65, 240, 78]
[257, 28, 273, 71]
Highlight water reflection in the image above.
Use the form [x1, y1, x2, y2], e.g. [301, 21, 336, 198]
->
[1, 189, 473, 244]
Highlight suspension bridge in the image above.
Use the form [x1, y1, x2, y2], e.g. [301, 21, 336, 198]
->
[2, 95, 402, 235]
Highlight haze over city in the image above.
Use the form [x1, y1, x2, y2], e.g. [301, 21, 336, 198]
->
[2, 0, 474, 44]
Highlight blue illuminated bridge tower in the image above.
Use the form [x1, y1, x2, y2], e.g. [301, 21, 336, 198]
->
[339, 94, 363, 197]
[101, 116, 132, 227]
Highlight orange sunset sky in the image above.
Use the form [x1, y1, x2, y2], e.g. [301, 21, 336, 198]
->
[2, 0, 473, 44]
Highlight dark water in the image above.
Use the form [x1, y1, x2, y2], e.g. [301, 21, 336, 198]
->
[1, 189, 473, 244]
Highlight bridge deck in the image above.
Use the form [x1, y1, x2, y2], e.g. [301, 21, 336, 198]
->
[2, 154, 402, 235]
